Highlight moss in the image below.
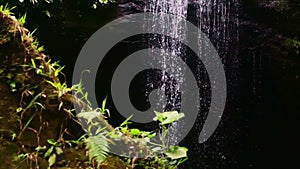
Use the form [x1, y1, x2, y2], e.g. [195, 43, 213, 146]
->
[0, 80, 19, 139]
[54, 147, 91, 169]
[0, 5, 86, 147]
[0, 6, 91, 169]
[100, 156, 131, 169]
[285, 37, 300, 53]
[0, 138, 18, 168]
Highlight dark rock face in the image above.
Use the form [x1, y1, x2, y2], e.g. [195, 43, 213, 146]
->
[3, 1, 298, 168]
[238, 0, 300, 168]
[0, 81, 20, 139]
[117, 0, 145, 16]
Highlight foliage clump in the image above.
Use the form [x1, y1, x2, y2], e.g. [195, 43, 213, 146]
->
[0, 4, 88, 168]
[0, 4, 189, 169]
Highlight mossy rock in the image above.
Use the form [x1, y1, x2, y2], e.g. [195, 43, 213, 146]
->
[0, 7, 86, 147]
[0, 138, 19, 169]
[100, 156, 130, 169]
[0, 81, 19, 139]
[0, 7, 89, 169]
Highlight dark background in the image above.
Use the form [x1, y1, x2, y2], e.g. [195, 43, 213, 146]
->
[6, 0, 300, 168]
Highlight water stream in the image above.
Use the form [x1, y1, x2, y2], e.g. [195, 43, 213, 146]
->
[143, 0, 239, 146]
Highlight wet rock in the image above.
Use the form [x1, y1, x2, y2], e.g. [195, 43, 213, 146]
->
[117, 0, 145, 16]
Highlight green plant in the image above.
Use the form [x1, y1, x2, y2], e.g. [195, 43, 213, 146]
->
[153, 111, 185, 150]
[65, 134, 86, 146]
[0, 129, 16, 140]
[17, 145, 47, 169]
[153, 111, 185, 125]
[113, 116, 155, 140]
[76, 99, 111, 167]
[46, 80, 69, 98]
[18, 92, 45, 138]
[166, 146, 188, 160]
[0, 8, 91, 169]
[285, 37, 300, 54]
[151, 111, 188, 168]
[98, 96, 110, 117]
[85, 134, 109, 168]
[72, 74, 92, 106]
[44, 139, 64, 169]
[17, 13, 26, 26]
[0, 4, 15, 15]
[108, 111, 188, 168]
[78, 109, 188, 168]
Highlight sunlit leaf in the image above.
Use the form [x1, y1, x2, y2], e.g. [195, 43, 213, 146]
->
[44, 10, 51, 17]
[85, 135, 109, 167]
[153, 111, 185, 125]
[44, 146, 54, 158]
[130, 128, 141, 136]
[16, 107, 23, 113]
[35, 146, 46, 151]
[47, 139, 56, 146]
[119, 115, 133, 127]
[166, 146, 188, 160]
[55, 147, 63, 155]
[77, 111, 100, 124]
[48, 154, 56, 168]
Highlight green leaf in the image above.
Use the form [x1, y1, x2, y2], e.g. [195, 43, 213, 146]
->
[120, 115, 133, 127]
[31, 59, 36, 69]
[153, 111, 185, 125]
[35, 146, 46, 151]
[45, 80, 56, 88]
[153, 111, 165, 122]
[54, 65, 64, 77]
[102, 97, 107, 110]
[18, 153, 27, 160]
[18, 13, 26, 26]
[95, 127, 106, 135]
[11, 132, 16, 140]
[120, 127, 128, 133]
[55, 147, 63, 155]
[44, 10, 51, 17]
[44, 146, 54, 158]
[147, 132, 156, 138]
[47, 139, 57, 146]
[16, 107, 23, 113]
[24, 92, 42, 110]
[107, 131, 120, 139]
[85, 135, 109, 167]
[105, 109, 110, 117]
[20, 114, 36, 135]
[130, 128, 141, 136]
[165, 146, 188, 160]
[48, 154, 56, 168]
[9, 82, 16, 88]
[77, 111, 100, 124]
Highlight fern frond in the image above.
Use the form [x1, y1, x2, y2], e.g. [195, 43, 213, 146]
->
[85, 135, 109, 167]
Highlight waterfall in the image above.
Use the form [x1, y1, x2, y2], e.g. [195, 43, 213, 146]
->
[192, 0, 240, 135]
[144, 0, 189, 145]
[143, 0, 239, 146]
[195, 0, 239, 62]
